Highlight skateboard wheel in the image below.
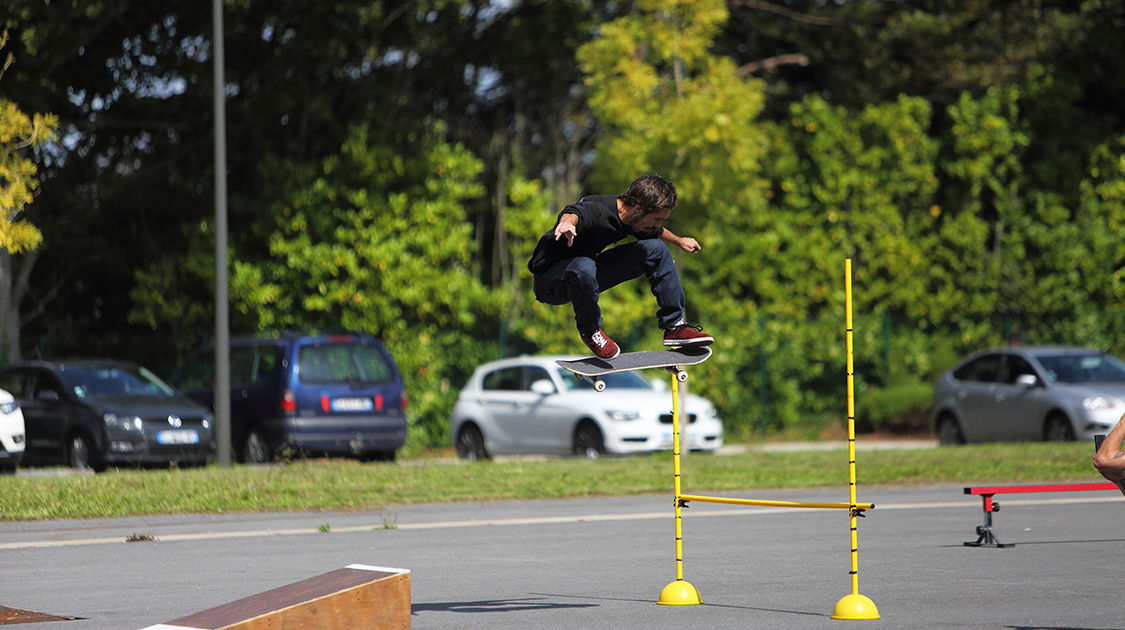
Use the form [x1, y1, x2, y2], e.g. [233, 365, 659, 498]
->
[676, 371, 689, 383]
[594, 380, 607, 392]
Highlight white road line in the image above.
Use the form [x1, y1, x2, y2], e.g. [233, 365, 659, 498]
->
[0, 494, 1117, 550]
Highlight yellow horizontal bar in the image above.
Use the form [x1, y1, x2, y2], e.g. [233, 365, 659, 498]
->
[679, 494, 875, 510]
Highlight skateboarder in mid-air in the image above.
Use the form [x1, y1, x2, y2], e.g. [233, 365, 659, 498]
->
[527, 174, 714, 359]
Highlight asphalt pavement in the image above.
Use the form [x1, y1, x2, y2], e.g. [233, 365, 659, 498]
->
[1, 480, 1123, 629]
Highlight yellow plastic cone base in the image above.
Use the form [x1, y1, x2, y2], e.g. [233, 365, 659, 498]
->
[657, 580, 702, 606]
[831, 593, 880, 620]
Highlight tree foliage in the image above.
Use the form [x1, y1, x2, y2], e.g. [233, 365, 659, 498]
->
[0, 29, 56, 362]
[3, 1, 1125, 446]
[227, 124, 508, 446]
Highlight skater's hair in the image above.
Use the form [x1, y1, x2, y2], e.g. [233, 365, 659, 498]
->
[620, 174, 677, 215]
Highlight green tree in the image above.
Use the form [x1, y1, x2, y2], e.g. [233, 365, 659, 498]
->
[0, 30, 56, 361]
[574, 0, 775, 414]
[226, 124, 506, 448]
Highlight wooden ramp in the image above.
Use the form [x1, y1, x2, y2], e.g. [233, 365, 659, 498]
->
[141, 564, 410, 630]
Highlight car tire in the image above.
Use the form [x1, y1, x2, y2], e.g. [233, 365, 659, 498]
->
[68, 432, 105, 472]
[242, 428, 271, 464]
[935, 414, 965, 446]
[455, 424, 488, 461]
[573, 421, 604, 460]
[1044, 413, 1075, 442]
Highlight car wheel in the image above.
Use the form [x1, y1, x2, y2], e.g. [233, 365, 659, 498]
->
[243, 428, 271, 464]
[455, 425, 488, 461]
[1044, 413, 1075, 442]
[573, 421, 604, 460]
[935, 414, 965, 446]
[67, 432, 105, 472]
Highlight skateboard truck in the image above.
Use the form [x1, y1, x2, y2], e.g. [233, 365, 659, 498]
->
[556, 347, 710, 393]
[575, 363, 687, 393]
[663, 366, 689, 383]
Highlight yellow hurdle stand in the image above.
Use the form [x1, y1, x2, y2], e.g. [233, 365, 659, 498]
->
[658, 259, 879, 620]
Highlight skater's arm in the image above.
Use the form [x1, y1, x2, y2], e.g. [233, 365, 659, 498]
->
[1092, 413, 1125, 496]
[660, 229, 701, 254]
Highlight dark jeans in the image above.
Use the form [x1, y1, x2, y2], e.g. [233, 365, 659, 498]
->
[533, 239, 685, 335]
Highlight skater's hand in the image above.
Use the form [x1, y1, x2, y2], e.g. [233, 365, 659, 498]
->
[677, 237, 701, 253]
[554, 216, 578, 247]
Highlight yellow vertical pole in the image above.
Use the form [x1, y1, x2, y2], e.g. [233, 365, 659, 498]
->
[846, 259, 859, 596]
[832, 258, 880, 620]
[672, 374, 685, 582]
[658, 370, 701, 605]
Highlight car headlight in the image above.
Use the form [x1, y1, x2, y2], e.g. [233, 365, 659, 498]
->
[1083, 396, 1124, 411]
[0, 401, 18, 414]
[104, 413, 143, 431]
[606, 410, 641, 422]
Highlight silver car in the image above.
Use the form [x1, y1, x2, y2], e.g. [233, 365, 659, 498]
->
[451, 355, 723, 459]
[931, 346, 1125, 444]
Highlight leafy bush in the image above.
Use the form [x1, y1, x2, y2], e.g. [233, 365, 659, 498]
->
[855, 382, 934, 434]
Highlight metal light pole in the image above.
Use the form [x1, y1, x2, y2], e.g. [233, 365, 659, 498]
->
[213, 0, 231, 466]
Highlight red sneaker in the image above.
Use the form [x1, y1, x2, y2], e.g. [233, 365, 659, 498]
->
[663, 323, 714, 347]
[581, 329, 621, 359]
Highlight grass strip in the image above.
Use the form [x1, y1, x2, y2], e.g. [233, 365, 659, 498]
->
[0, 442, 1101, 521]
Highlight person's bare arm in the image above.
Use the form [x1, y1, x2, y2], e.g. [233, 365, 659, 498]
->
[660, 229, 701, 253]
[1092, 413, 1125, 496]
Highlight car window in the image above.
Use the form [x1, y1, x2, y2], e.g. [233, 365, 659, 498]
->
[351, 345, 393, 383]
[1035, 352, 1125, 384]
[0, 370, 26, 398]
[298, 345, 344, 382]
[1000, 355, 1037, 384]
[953, 354, 1001, 383]
[482, 367, 522, 391]
[33, 371, 66, 400]
[230, 346, 255, 387]
[523, 367, 552, 389]
[253, 345, 283, 384]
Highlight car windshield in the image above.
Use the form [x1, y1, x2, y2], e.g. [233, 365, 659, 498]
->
[60, 365, 176, 399]
[1034, 353, 1125, 384]
[557, 368, 652, 391]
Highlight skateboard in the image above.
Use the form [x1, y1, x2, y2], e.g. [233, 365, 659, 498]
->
[556, 346, 712, 392]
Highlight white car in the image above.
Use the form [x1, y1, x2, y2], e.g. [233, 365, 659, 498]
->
[451, 355, 723, 459]
[0, 387, 25, 473]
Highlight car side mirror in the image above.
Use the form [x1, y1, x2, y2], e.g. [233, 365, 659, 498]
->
[37, 390, 60, 402]
[1015, 374, 1038, 388]
[530, 379, 556, 395]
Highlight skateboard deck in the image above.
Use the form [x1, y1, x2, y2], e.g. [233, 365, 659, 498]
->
[556, 346, 712, 391]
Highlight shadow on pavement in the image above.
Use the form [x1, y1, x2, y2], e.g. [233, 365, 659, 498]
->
[412, 597, 597, 615]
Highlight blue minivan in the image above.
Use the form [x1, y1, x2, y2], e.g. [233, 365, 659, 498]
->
[174, 332, 407, 463]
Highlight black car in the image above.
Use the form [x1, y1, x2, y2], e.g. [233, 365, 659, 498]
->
[172, 331, 407, 463]
[0, 360, 215, 471]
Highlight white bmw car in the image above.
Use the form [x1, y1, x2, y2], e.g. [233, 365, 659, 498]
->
[451, 355, 723, 459]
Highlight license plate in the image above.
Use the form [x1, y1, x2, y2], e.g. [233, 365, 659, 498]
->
[331, 397, 374, 412]
[158, 430, 199, 445]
